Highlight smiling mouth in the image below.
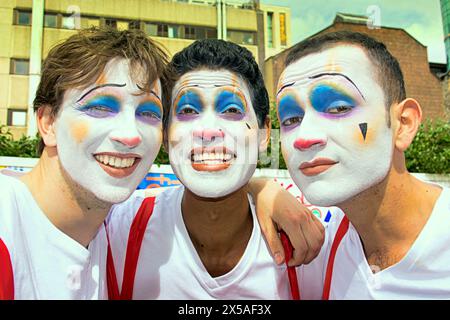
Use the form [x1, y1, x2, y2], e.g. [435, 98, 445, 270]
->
[299, 158, 338, 177]
[190, 146, 236, 172]
[94, 153, 141, 178]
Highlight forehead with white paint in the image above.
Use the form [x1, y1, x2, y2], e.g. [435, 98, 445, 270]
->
[171, 69, 251, 107]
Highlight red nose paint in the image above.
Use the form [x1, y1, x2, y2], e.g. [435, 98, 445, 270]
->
[113, 136, 142, 147]
[193, 129, 225, 141]
[293, 138, 325, 150]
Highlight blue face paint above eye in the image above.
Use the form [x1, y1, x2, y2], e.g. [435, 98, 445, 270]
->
[215, 91, 246, 118]
[174, 91, 203, 117]
[278, 94, 304, 128]
[136, 101, 162, 124]
[310, 84, 356, 115]
[76, 95, 120, 118]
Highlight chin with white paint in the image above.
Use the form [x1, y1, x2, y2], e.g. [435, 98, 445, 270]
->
[55, 58, 163, 204]
[168, 69, 261, 198]
[277, 45, 395, 206]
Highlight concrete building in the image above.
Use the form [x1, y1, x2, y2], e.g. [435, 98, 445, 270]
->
[0, 0, 291, 138]
[440, 0, 450, 116]
[265, 13, 447, 122]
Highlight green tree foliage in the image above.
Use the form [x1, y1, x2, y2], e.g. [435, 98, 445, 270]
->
[0, 125, 39, 158]
[405, 119, 450, 174]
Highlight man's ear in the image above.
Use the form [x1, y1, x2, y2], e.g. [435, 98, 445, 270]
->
[391, 98, 422, 152]
[37, 106, 57, 148]
[259, 116, 271, 153]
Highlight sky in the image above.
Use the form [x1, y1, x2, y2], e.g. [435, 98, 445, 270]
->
[261, 0, 446, 63]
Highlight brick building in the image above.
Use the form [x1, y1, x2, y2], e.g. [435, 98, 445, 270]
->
[264, 13, 447, 121]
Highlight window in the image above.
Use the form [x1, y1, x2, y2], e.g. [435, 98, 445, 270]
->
[279, 13, 287, 46]
[44, 13, 57, 28]
[82, 17, 100, 28]
[7, 109, 27, 127]
[228, 30, 256, 45]
[168, 25, 180, 38]
[10, 59, 29, 75]
[129, 21, 141, 30]
[206, 28, 217, 39]
[158, 24, 168, 37]
[62, 15, 76, 29]
[15, 10, 31, 25]
[117, 21, 129, 31]
[145, 23, 158, 36]
[267, 12, 273, 48]
[105, 18, 118, 29]
[184, 26, 195, 39]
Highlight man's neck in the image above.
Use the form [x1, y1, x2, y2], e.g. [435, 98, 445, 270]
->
[181, 186, 253, 277]
[338, 165, 442, 270]
[20, 148, 112, 247]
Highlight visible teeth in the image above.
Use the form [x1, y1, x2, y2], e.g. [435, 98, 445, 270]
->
[95, 155, 136, 168]
[192, 151, 234, 163]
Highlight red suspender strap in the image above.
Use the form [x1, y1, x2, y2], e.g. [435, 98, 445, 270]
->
[120, 197, 156, 300]
[106, 197, 156, 300]
[322, 215, 349, 300]
[280, 231, 300, 300]
[0, 238, 14, 300]
[106, 228, 120, 300]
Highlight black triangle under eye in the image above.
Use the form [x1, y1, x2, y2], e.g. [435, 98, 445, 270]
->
[359, 123, 368, 141]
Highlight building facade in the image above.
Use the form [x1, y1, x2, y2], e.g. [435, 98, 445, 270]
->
[265, 13, 447, 121]
[0, 0, 291, 138]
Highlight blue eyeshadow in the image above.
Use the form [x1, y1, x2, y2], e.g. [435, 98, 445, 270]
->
[310, 84, 355, 113]
[136, 101, 162, 120]
[78, 96, 120, 113]
[278, 94, 304, 124]
[175, 91, 203, 114]
[215, 90, 245, 114]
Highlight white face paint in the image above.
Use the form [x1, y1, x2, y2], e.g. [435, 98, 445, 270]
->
[55, 58, 163, 204]
[168, 69, 262, 198]
[277, 45, 394, 206]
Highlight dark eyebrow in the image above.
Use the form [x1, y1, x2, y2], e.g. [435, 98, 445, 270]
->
[276, 82, 296, 96]
[76, 83, 126, 102]
[136, 84, 161, 103]
[309, 73, 366, 101]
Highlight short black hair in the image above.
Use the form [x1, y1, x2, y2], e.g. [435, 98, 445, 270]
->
[168, 39, 269, 128]
[285, 31, 406, 123]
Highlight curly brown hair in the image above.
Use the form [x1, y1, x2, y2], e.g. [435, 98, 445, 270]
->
[34, 26, 172, 155]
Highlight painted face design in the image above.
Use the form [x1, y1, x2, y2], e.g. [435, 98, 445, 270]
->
[277, 45, 394, 206]
[168, 69, 261, 198]
[55, 58, 163, 204]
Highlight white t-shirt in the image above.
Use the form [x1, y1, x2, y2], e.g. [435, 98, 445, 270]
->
[0, 174, 108, 300]
[107, 186, 341, 299]
[298, 186, 450, 300]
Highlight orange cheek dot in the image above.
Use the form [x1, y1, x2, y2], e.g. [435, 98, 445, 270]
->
[70, 121, 90, 144]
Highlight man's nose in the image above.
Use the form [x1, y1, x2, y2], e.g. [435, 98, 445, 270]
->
[293, 138, 326, 151]
[111, 135, 142, 148]
[193, 129, 225, 143]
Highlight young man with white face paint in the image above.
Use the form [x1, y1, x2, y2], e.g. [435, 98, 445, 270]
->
[0, 28, 169, 299]
[277, 31, 449, 299]
[106, 39, 330, 299]
[0, 28, 322, 300]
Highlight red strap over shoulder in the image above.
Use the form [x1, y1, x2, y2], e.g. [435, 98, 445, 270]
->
[106, 196, 156, 300]
[322, 215, 349, 300]
[0, 238, 14, 300]
[280, 231, 300, 300]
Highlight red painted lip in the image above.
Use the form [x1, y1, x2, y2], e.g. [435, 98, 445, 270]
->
[299, 158, 338, 177]
[93, 152, 142, 179]
[190, 146, 235, 172]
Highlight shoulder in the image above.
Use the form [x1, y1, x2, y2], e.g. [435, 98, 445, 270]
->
[0, 174, 30, 230]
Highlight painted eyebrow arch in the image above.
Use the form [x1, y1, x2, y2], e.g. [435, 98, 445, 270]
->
[309, 73, 366, 101]
[136, 84, 162, 103]
[76, 83, 126, 103]
[276, 82, 296, 96]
